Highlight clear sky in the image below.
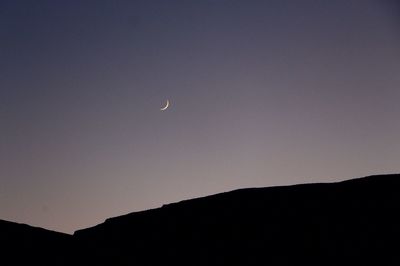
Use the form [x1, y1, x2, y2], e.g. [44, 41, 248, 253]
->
[1, 0, 399, 233]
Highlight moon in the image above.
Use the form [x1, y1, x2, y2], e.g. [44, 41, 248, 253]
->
[160, 100, 170, 111]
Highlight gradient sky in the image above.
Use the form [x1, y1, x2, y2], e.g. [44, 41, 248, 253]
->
[1, 0, 399, 233]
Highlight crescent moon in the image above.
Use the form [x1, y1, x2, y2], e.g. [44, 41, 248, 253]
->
[160, 100, 170, 111]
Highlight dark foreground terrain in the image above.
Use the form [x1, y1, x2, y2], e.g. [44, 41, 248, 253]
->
[2, 174, 400, 265]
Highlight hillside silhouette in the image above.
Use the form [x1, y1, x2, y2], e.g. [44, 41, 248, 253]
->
[2, 174, 400, 265]
[0, 220, 75, 265]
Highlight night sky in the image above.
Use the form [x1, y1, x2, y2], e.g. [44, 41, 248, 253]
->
[1, 0, 399, 233]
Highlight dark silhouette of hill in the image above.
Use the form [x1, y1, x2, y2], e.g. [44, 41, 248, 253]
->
[1, 174, 400, 265]
[74, 174, 400, 265]
[0, 220, 75, 265]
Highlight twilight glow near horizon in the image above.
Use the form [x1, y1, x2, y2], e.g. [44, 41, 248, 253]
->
[1, 0, 399, 233]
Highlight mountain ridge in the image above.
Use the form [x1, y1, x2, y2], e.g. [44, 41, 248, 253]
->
[2, 173, 399, 265]
[75, 173, 398, 234]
